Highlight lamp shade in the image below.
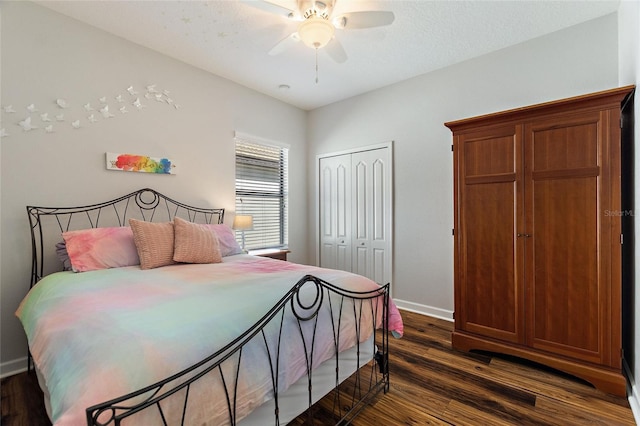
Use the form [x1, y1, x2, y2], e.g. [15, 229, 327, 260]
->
[232, 215, 253, 231]
[298, 17, 335, 49]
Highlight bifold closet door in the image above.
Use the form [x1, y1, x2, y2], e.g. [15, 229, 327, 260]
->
[319, 147, 392, 286]
[319, 154, 352, 273]
[351, 149, 392, 285]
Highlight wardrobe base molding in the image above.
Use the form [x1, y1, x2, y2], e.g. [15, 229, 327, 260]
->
[452, 331, 627, 397]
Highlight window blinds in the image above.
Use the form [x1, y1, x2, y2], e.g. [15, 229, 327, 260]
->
[235, 138, 288, 250]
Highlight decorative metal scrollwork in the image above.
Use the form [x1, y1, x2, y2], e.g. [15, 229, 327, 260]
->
[290, 275, 325, 322]
[134, 189, 161, 211]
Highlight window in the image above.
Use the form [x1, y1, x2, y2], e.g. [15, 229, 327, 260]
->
[235, 135, 288, 250]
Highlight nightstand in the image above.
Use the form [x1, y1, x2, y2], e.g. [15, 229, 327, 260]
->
[249, 248, 290, 261]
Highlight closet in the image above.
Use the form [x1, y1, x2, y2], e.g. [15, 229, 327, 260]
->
[318, 145, 392, 286]
[446, 86, 634, 396]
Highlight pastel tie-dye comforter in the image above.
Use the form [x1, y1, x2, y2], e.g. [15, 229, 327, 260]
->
[16, 254, 403, 425]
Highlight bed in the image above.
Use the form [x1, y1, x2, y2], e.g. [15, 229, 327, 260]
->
[16, 188, 403, 425]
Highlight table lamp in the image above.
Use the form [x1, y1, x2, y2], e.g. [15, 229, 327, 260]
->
[232, 215, 253, 252]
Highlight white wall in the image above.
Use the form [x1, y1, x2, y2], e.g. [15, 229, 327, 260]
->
[0, 1, 308, 375]
[307, 14, 619, 318]
[618, 0, 640, 420]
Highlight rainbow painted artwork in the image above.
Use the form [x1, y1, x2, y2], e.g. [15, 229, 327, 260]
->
[106, 152, 177, 175]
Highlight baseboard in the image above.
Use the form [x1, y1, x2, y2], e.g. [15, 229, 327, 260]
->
[1, 356, 27, 379]
[394, 299, 453, 322]
[630, 389, 640, 426]
[623, 360, 640, 424]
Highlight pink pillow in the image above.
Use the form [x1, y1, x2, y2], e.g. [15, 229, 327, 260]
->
[173, 217, 222, 264]
[62, 227, 140, 272]
[203, 224, 243, 256]
[129, 219, 176, 270]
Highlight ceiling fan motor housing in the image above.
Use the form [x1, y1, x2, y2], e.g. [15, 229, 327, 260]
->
[299, 0, 335, 20]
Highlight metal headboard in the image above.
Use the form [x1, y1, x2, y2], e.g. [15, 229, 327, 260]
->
[26, 188, 225, 288]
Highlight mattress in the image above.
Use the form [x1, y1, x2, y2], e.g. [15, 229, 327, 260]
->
[19, 255, 399, 425]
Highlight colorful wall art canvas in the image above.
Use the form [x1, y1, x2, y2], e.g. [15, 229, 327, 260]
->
[106, 152, 177, 174]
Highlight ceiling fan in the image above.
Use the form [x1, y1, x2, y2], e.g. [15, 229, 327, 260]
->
[244, 0, 395, 63]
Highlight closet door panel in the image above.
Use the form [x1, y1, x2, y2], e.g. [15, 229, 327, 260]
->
[373, 248, 386, 285]
[352, 149, 392, 285]
[336, 244, 351, 272]
[354, 159, 368, 241]
[370, 155, 391, 285]
[353, 158, 369, 279]
[371, 156, 392, 284]
[335, 163, 351, 271]
[320, 165, 336, 269]
[319, 155, 352, 272]
[336, 164, 350, 240]
[373, 159, 386, 241]
[354, 246, 368, 278]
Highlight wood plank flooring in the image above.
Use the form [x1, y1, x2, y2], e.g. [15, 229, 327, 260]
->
[2, 310, 636, 425]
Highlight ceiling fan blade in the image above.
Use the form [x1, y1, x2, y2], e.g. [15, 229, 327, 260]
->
[333, 11, 395, 29]
[240, 0, 296, 18]
[325, 39, 347, 63]
[268, 32, 301, 56]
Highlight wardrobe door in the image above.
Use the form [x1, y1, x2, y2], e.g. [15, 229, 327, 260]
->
[524, 109, 621, 367]
[454, 125, 525, 344]
[351, 148, 392, 285]
[319, 154, 352, 273]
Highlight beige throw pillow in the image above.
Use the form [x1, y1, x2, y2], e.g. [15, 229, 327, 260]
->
[173, 217, 222, 264]
[129, 219, 176, 270]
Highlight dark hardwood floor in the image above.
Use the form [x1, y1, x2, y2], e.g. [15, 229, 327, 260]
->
[2, 310, 636, 425]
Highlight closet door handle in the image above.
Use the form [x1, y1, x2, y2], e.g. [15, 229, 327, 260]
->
[517, 233, 531, 238]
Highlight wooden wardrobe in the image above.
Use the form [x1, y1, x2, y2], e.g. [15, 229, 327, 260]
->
[445, 86, 634, 396]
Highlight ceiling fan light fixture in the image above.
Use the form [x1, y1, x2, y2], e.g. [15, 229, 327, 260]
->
[298, 16, 335, 49]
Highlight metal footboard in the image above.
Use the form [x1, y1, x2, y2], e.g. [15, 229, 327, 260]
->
[86, 275, 390, 426]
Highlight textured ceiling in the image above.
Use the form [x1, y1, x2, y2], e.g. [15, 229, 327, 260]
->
[36, 0, 621, 110]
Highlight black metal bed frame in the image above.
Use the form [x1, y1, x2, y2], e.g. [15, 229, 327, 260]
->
[26, 188, 390, 426]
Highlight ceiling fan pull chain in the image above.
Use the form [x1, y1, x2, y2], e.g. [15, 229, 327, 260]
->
[315, 48, 319, 84]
